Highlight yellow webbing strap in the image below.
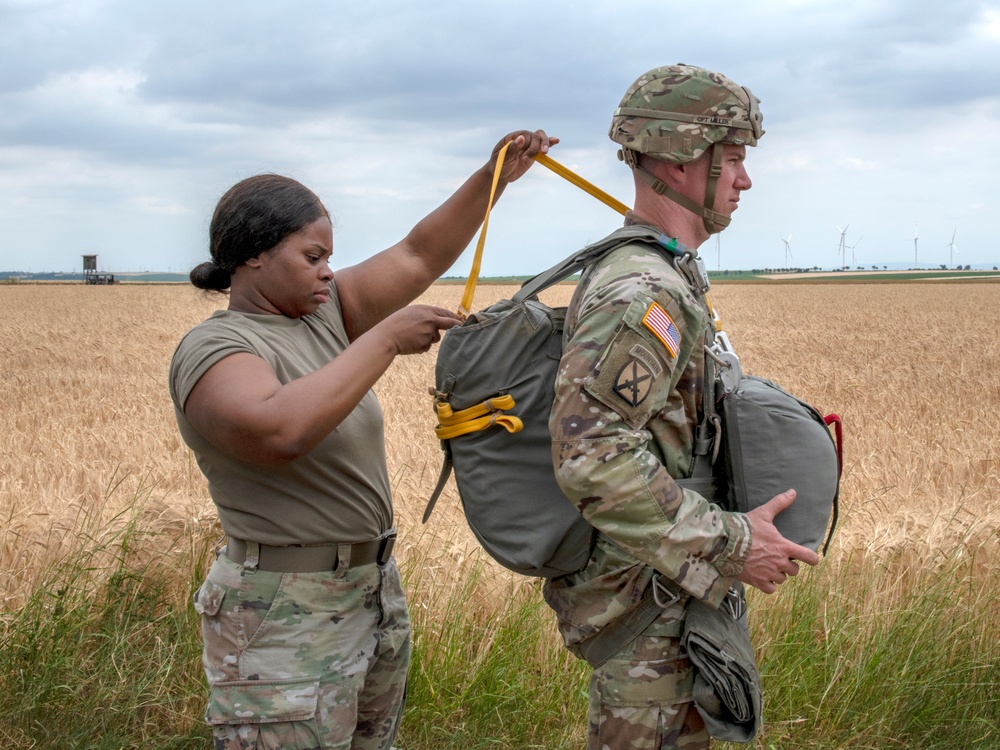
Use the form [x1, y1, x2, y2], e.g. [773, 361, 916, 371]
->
[457, 149, 631, 317]
[458, 141, 513, 317]
[705, 295, 723, 331]
[434, 394, 523, 440]
[534, 153, 630, 216]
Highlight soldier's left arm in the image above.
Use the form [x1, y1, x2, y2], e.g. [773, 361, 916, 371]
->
[550, 269, 750, 607]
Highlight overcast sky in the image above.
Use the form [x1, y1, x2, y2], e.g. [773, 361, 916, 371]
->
[2, 0, 999, 276]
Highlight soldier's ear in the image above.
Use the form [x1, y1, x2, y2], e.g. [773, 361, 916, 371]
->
[648, 156, 687, 184]
[667, 157, 709, 195]
[668, 160, 692, 178]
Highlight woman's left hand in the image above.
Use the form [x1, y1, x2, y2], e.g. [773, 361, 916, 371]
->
[493, 130, 559, 183]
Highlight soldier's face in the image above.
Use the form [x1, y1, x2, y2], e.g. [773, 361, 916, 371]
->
[714, 144, 752, 217]
[685, 144, 752, 219]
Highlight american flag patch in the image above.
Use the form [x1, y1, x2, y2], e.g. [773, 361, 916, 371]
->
[643, 302, 681, 357]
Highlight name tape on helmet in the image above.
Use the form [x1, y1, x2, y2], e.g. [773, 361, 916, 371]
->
[614, 107, 754, 132]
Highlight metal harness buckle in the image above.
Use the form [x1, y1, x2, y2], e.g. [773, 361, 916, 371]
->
[652, 573, 683, 608]
[723, 586, 746, 621]
[706, 330, 743, 394]
[676, 252, 711, 295]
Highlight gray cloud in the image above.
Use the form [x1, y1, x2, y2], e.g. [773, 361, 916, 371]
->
[1, 0, 998, 274]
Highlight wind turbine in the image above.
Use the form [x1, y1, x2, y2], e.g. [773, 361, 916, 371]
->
[716, 234, 721, 271]
[837, 225, 849, 269]
[913, 223, 919, 266]
[781, 233, 793, 269]
[850, 235, 863, 268]
[947, 228, 959, 267]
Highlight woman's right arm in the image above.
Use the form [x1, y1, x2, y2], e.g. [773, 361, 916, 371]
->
[183, 304, 461, 466]
[335, 130, 556, 341]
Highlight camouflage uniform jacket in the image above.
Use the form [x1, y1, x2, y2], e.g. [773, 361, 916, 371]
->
[543, 218, 752, 648]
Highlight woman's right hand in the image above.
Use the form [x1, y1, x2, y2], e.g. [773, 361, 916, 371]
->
[492, 129, 559, 183]
[377, 304, 463, 355]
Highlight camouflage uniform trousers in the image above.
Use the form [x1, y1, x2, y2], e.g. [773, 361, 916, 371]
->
[193, 551, 410, 750]
[587, 610, 709, 750]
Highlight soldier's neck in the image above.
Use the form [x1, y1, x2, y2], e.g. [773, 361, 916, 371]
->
[632, 190, 708, 251]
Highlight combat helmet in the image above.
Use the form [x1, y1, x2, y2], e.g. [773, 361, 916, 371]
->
[610, 64, 764, 234]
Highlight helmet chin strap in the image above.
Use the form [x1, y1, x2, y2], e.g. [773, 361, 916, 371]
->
[625, 145, 730, 235]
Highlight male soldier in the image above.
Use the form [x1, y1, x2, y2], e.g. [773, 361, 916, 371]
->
[544, 64, 821, 749]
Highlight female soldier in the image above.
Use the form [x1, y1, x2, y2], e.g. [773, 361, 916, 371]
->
[169, 130, 556, 749]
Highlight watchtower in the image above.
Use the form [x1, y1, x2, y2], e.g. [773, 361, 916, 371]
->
[82, 254, 116, 285]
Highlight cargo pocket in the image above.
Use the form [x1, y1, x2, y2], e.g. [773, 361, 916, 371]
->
[194, 580, 225, 616]
[590, 652, 698, 749]
[206, 677, 321, 749]
[594, 653, 694, 707]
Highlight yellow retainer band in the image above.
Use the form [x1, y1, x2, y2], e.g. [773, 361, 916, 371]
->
[434, 394, 523, 440]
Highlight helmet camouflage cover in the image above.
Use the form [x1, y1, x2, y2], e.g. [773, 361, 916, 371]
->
[610, 64, 764, 165]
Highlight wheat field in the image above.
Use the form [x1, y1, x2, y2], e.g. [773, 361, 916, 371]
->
[1, 281, 998, 611]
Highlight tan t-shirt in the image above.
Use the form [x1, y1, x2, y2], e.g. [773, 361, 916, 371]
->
[168, 281, 393, 545]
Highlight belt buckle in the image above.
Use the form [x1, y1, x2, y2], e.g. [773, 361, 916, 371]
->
[377, 532, 396, 565]
[652, 573, 682, 608]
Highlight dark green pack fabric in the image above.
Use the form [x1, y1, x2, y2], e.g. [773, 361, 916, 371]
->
[682, 583, 762, 742]
[425, 227, 675, 577]
[718, 375, 841, 553]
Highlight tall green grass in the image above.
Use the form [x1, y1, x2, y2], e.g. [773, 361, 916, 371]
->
[730, 545, 1000, 750]
[0, 493, 212, 749]
[399, 555, 588, 749]
[1, 503, 996, 749]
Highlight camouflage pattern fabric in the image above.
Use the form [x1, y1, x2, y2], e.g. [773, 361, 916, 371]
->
[544, 220, 752, 749]
[193, 552, 410, 750]
[609, 64, 763, 164]
[589, 620, 709, 750]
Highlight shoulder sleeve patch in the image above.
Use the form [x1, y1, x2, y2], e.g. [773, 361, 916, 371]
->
[642, 301, 681, 358]
[581, 293, 688, 429]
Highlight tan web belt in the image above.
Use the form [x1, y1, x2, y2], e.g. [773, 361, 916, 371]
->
[225, 530, 396, 572]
